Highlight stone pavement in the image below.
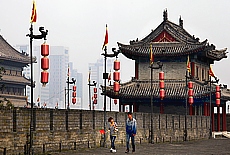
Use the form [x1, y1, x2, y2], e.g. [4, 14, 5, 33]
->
[53, 138, 230, 155]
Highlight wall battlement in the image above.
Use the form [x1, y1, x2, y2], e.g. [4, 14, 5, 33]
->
[0, 108, 210, 154]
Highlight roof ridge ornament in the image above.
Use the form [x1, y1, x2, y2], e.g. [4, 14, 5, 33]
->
[163, 9, 168, 21]
[179, 16, 183, 28]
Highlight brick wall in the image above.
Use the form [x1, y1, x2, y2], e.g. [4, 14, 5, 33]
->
[139, 61, 186, 80]
[0, 108, 210, 154]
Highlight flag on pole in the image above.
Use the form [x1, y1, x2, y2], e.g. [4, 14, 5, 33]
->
[102, 24, 108, 50]
[209, 65, 215, 77]
[108, 70, 111, 83]
[88, 68, 91, 82]
[67, 65, 70, 77]
[30, 0, 37, 23]
[187, 55, 191, 73]
[150, 44, 154, 65]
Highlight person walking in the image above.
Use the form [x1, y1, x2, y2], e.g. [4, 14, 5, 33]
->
[125, 112, 137, 153]
[108, 117, 118, 153]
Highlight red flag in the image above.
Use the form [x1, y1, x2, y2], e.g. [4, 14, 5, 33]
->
[67, 65, 70, 77]
[108, 70, 111, 82]
[150, 44, 154, 64]
[102, 24, 108, 50]
[187, 55, 191, 73]
[30, 0, 37, 23]
[209, 65, 215, 77]
[88, 68, 91, 82]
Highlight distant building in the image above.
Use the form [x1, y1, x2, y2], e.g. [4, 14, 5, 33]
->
[0, 36, 31, 107]
[88, 58, 113, 110]
[49, 46, 69, 109]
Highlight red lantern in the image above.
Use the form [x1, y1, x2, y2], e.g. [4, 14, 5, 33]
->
[216, 99, 220, 106]
[94, 87, 97, 93]
[159, 81, 164, 89]
[216, 92, 220, 99]
[160, 89, 165, 100]
[188, 82, 193, 89]
[73, 85, 77, 91]
[188, 89, 193, 96]
[114, 60, 120, 70]
[188, 96, 193, 105]
[113, 71, 120, 81]
[41, 43, 49, 56]
[216, 85, 220, 92]
[114, 99, 118, 105]
[94, 93, 97, 99]
[41, 71, 49, 84]
[72, 97, 76, 104]
[72, 91, 76, 97]
[159, 71, 164, 80]
[113, 82, 120, 92]
[93, 99, 97, 104]
[41, 57, 49, 70]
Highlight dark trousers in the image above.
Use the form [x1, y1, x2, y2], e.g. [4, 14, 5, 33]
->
[110, 136, 116, 149]
[126, 133, 135, 151]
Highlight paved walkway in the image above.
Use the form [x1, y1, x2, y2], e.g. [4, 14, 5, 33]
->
[54, 138, 230, 155]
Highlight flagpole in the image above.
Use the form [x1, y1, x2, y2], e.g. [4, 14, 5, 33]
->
[103, 46, 107, 147]
[184, 70, 188, 141]
[29, 23, 34, 154]
[88, 68, 92, 111]
[110, 80, 111, 111]
[209, 75, 212, 138]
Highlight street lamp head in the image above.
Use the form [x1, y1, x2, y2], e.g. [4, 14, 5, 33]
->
[71, 78, 76, 84]
[93, 81, 97, 86]
[112, 48, 116, 52]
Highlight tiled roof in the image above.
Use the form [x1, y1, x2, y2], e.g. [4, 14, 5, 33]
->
[105, 79, 230, 100]
[1, 74, 30, 85]
[118, 17, 228, 60]
[140, 20, 199, 44]
[118, 41, 207, 58]
[0, 35, 30, 64]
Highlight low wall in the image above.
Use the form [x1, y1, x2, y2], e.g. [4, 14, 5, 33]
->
[0, 108, 210, 154]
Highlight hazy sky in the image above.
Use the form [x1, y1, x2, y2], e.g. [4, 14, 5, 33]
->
[1, 0, 230, 107]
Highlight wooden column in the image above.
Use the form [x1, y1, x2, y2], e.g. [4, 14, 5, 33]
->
[133, 103, 137, 112]
[119, 100, 122, 112]
[122, 104, 125, 112]
[189, 104, 193, 115]
[129, 104, 132, 112]
[212, 104, 215, 132]
[217, 105, 220, 132]
[222, 104, 227, 131]
[119, 102, 122, 112]
[207, 103, 210, 116]
[204, 102, 207, 116]
[135, 61, 139, 80]
[160, 102, 164, 114]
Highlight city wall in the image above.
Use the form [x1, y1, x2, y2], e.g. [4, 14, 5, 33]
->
[0, 108, 210, 154]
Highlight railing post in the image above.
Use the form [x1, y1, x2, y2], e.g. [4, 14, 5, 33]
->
[74, 142, 76, 150]
[59, 142, 61, 152]
[3, 148, 6, 155]
[43, 144, 45, 153]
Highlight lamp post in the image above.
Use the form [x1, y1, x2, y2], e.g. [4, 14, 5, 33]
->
[26, 25, 48, 154]
[101, 47, 120, 147]
[109, 80, 112, 111]
[88, 79, 97, 111]
[149, 61, 163, 144]
[66, 77, 76, 109]
[184, 70, 193, 141]
[203, 76, 219, 138]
